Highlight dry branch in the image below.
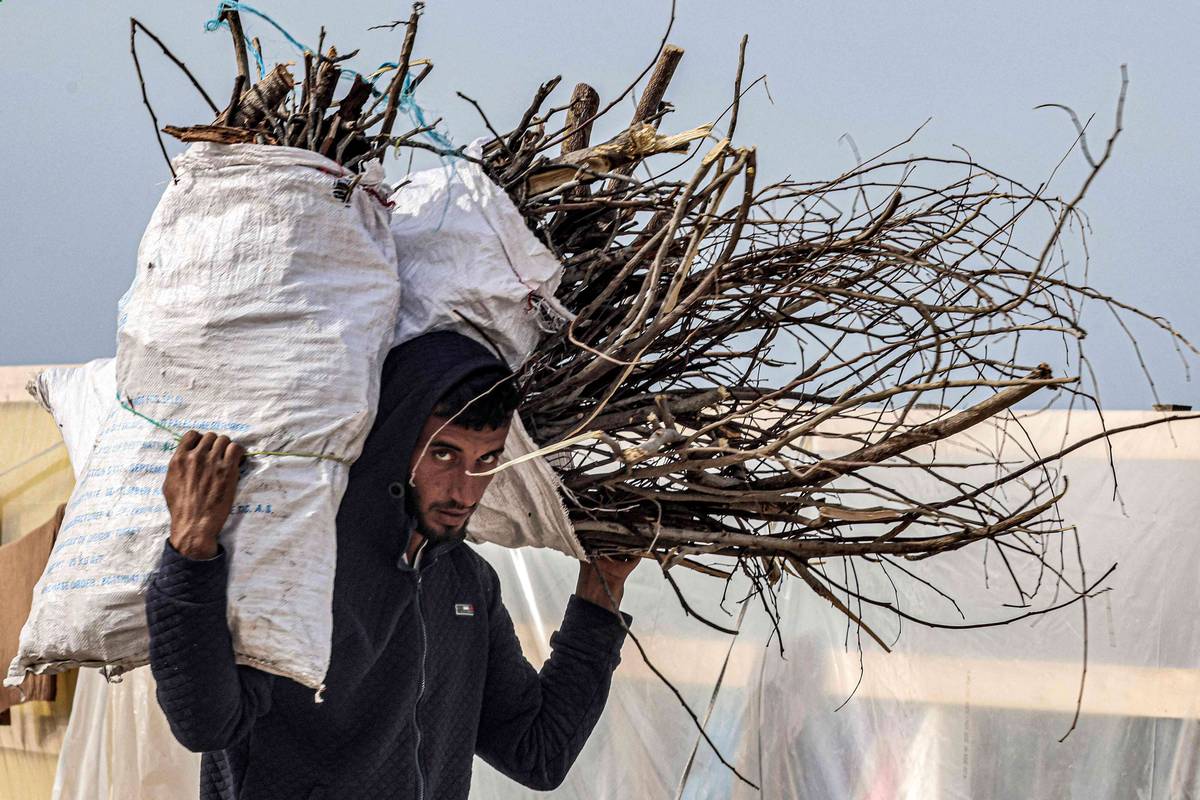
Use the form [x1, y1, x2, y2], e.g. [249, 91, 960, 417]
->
[133, 7, 1195, 678]
[163, 124, 276, 145]
[526, 122, 712, 195]
[562, 83, 601, 154]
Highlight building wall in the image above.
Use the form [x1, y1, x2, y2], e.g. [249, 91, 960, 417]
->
[1, 365, 77, 799]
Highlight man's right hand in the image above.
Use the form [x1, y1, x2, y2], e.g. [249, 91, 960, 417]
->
[163, 431, 246, 560]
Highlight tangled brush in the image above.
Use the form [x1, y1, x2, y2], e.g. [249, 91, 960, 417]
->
[130, 2, 1198, 762]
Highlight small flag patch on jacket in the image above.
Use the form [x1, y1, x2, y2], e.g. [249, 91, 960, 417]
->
[454, 603, 475, 616]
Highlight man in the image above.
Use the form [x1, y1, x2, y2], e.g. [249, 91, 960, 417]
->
[147, 331, 638, 799]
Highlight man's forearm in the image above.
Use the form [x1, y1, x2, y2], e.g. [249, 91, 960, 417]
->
[574, 567, 624, 612]
[476, 593, 631, 790]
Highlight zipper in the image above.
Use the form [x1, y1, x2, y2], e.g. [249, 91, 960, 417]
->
[413, 568, 427, 800]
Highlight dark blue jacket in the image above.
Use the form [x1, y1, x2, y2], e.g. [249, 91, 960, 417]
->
[146, 332, 630, 799]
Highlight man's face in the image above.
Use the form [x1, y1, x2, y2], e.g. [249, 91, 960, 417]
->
[407, 414, 510, 542]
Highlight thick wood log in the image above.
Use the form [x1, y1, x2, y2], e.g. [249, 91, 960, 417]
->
[306, 47, 340, 148]
[631, 44, 684, 129]
[562, 83, 600, 155]
[599, 44, 685, 195]
[319, 75, 372, 158]
[337, 74, 373, 120]
[215, 73, 246, 127]
[311, 48, 340, 116]
[236, 63, 295, 129]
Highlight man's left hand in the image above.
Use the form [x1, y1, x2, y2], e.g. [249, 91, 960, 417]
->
[575, 555, 640, 614]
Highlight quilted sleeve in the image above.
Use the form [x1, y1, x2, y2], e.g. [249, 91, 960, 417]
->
[474, 562, 630, 790]
[145, 538, 273, 753]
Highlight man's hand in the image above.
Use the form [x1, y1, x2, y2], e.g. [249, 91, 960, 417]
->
[575, 555, 640, 614]
[163, 431, 245, 560]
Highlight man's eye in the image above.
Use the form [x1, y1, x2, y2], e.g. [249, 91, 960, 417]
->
[479, 453, 499, 466]
[432, 450, 454, 462]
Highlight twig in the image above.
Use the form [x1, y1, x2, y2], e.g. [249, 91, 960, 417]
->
[378, 2, 424, 144]
[220, 7, 251, 86]
[129, 19, 176, 182]
[130, 18, 220, 115]
[594, 564, 759, 789]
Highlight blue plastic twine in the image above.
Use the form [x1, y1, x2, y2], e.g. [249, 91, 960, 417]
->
[206, 0, 302, 76]
[203, 0, 457, 159]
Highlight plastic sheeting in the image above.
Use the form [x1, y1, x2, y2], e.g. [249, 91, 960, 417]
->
[52, 668, 199, 800]
[476, 411, 1200, 799]
[0, 671, 75, 800]
[47, 411, 1200, 799]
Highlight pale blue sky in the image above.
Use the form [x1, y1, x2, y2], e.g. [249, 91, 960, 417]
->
[2, 1, 1196, 408]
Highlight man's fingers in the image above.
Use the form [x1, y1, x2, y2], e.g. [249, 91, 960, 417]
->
[177, 430, 202, 451]
[594, 554, 641, 578]
[169, 431, 201, 466]
[193, 431, 219, 455]
[222, 441, 246, 468]
[212, 435, 232, 460]
[596, 554, 638, 565]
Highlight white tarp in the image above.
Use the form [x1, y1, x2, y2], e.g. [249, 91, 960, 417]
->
[8, 142, 401, 692]
[49, 411, 1200, 799]
[52, 668, 200, 800]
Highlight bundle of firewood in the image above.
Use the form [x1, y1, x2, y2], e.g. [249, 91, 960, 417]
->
[132, 4, 1196, 648]
[136, 4, 436, 178]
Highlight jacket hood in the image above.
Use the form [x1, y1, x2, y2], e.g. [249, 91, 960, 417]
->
[336, 330, 513, 569]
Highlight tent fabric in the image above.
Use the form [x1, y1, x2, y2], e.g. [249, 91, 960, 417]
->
[51, 668, 200, 800]
[0, 670, 75, 800]
[0, 366, 73, 545]
[0, 365, 76, 800]
[470, 411, 1200, 799]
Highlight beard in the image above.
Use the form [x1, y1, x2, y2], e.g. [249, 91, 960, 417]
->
[406, 483, 472, 544]
[416, 515, 469, 543]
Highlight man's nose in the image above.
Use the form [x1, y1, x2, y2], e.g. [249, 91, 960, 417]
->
[449, 468, 489, 508]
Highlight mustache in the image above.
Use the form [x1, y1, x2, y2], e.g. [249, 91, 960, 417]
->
[431, 503, 476, 513]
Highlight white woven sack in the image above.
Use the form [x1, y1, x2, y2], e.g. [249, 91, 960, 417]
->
[389, 140, 571, 370]
[28, 358, 116, 482]
[6, 143, 399, 692]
